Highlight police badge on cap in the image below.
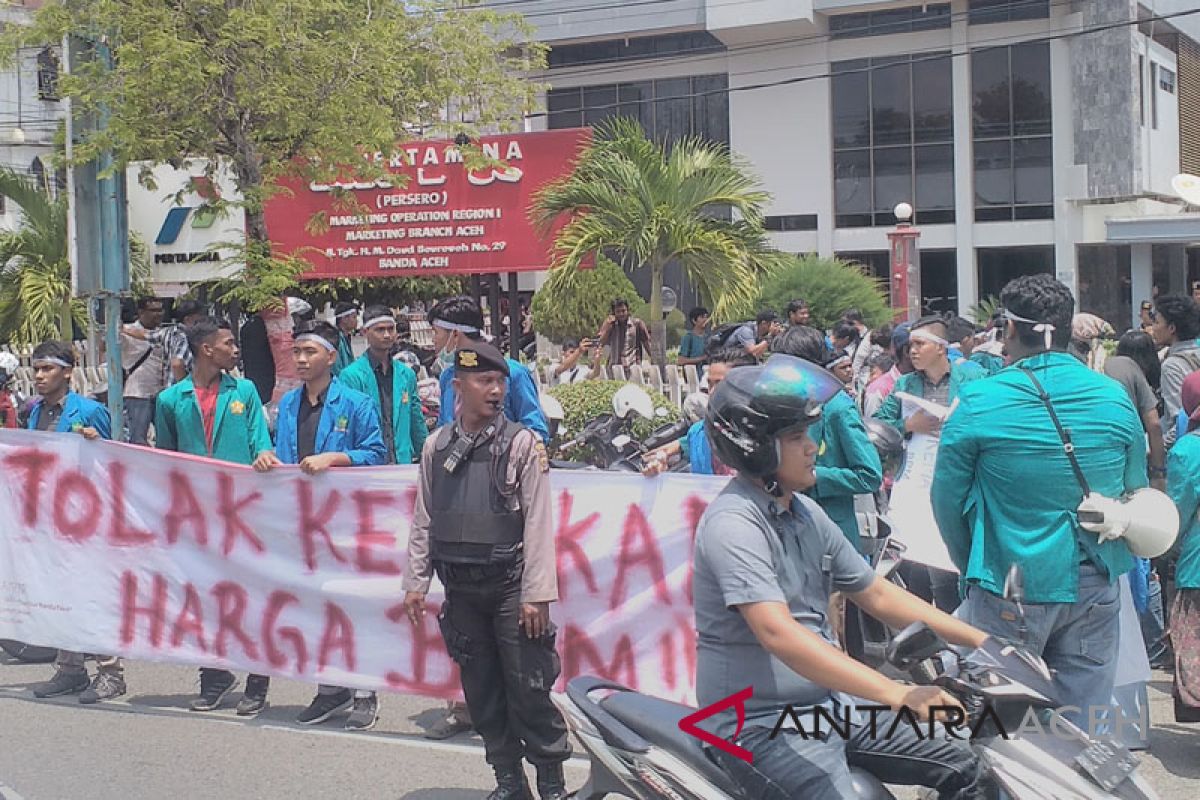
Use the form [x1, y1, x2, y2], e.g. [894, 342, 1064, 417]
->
[456, 341, 510, 376]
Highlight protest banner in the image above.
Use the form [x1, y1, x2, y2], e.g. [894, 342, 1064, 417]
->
[0, 430, 723, 703]
[887, 393, 958, 573]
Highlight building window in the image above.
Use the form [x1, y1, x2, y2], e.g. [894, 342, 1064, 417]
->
[1151, 63, 1159, 130]
[765, 214, 818, 232]
[829, 3, 951, 39]
[836, 249, 957, 314]
[36, 47, 59, 101]
[1160, 66, 1177, 93]
[977, 246, 1054, 300]
[968, 0, 1050, 25]
[972, 42, 1053, 221]
[548, 32, 724, 69]
[833, 54, 955, 228]
[1077, 245, 1132, 330]
[547, 74, 729, 146]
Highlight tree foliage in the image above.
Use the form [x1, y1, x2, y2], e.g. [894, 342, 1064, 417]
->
[531, 118, 786, 366]
[529, 254, 647, 343]
[748, 254, 890, 331]
[4, 0, 545, 311]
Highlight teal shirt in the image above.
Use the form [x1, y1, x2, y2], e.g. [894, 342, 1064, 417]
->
[680, 330, 707, 360]
[873, 360, 987, 435]
[154, 373, 274, 465]
[930, 352, 1144, 603]
[1167, 432, 1200, 590]
[806, 391, 883, 551]
[338, 353, 427, 464]
[968, 351, 1005, 376]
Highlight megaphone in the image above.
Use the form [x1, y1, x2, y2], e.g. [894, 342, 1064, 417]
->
[1077, 489, 1179, 559]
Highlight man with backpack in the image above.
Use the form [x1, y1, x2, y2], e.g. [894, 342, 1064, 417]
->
[1151, 295, 1200, 449]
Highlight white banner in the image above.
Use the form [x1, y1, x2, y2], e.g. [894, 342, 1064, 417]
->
[0, 430, 726, 703]
[888, 393, 958, 573]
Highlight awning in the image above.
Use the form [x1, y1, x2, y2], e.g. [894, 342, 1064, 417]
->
[1106, 213, 1200, 244]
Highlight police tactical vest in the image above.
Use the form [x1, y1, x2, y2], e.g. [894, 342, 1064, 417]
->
[429, 418, 526, 564]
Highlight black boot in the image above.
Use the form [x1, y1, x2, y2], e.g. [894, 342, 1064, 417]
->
[486, 764, 534, 800]
[535, 762, 568, 800]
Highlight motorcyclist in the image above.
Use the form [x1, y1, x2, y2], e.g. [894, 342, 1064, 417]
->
[693, 354, 990, 800]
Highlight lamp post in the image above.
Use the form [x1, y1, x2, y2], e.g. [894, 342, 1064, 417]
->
[887, 202, 922, 324]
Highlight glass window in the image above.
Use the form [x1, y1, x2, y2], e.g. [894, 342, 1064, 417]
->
[832, 63, 871, 148]
[1077, 245, 1132, 330]
[969, 0, 1049, 25]
[547, 88, 582, 130]
[829, 3, 950, 39]
[871, 58, 912, 147]
[765, 214, 819, 232]
[920, 250, 959, 315]
[692, 75, 730, 145]
[582, 85, 618, 127]
[835, 150, 872, 228]
[1011, 42, 1052, 137]
[548, 75, 729, 147]
[972, 48, 1011, 139]
[653, 77, 693, 146]
[548, 32, 724, 69]
[916, 144, 955, 212]
[832, 54, 954, 228]
[36, 48, 58, 102]
[972, 43, 1053, 221]
[913, 55, 953, 143]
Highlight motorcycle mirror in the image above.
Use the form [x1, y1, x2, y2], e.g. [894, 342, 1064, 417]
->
[885, 622, 945, 669]
[540, 393, 565, 422]
[612, 384, 655, 420]
[654, 406, 669, 418]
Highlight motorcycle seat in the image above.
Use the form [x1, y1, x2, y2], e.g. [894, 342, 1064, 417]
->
[601, 691, 740, 795]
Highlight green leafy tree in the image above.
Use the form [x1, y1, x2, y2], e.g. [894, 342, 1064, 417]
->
[532, 118, 786, 367]
[5, 0, 545, 312]
[530, 254, 647, 343]
[749, 254, 890, 331]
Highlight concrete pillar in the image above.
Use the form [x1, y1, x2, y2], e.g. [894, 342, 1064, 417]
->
[1167, 244, 1187, 296]
[1131, 243, 1152, 331]
[951, 2, 976, 315]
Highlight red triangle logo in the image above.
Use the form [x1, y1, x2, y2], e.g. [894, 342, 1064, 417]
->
[678, 686, 754, 764]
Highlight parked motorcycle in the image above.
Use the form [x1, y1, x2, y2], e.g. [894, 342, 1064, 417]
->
[550, 385, 668, 471]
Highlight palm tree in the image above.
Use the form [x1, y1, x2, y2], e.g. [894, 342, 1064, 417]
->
[0, 167, 77, 345]
[532, 118, 786, 366]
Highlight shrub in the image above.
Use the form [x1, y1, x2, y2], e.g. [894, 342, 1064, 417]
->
[745, 253, 890, 330]
[531, 254, 648, 343]
[545, 379, 680, 464]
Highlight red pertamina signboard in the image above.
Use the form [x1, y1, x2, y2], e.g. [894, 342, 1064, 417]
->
[263, 128, 590, 278]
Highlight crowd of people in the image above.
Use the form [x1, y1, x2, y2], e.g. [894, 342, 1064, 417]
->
[5, 273, 1200, 799]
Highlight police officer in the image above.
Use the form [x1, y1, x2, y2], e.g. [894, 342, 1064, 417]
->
[403, 341, 571, 800]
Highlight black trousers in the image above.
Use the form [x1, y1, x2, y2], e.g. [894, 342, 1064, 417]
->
[438, 564, 572, 768]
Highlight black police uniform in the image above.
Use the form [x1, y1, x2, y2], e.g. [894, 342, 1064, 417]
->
[405, 342, 571, 800]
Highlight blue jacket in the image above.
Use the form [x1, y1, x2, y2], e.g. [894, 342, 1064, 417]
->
[27, 391, 112, 440]
[274, 378, 388, 466]
[683, 420, 715, 475]
[438, 359, 549, 443]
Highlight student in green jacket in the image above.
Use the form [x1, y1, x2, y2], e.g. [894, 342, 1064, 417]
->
[333, 301, 359, 376]
[338, 304, 427, 464]
[154, 317, 277, 714]
[1166, 371, 1200, 722]
[771, 325, 882, 552]
[931, 274, 1145, 727]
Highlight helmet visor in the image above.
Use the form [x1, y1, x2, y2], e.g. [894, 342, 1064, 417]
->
[754, 354, 844, 432]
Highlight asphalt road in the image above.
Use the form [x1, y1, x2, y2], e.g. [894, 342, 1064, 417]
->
[0, 657, 1196, 799]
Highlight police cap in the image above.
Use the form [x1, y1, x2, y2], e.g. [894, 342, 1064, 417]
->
[455, 341, 510, 376]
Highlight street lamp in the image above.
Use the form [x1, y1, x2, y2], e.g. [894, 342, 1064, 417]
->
[661, 286, 678, 318]
[887, 202, 922, 323]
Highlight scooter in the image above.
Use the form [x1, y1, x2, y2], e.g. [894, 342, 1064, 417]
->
[549, 385, 666, 470]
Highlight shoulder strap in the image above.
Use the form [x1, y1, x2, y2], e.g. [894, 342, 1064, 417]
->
[123, 346, 153, 382]
[1019, 366, 1091, 498]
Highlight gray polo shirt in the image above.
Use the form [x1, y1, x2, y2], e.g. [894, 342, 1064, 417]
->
[693, 475, 874, 738]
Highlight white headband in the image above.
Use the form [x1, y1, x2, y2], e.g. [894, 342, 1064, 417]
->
[32, 357, 73, 369]
[335, 308, 359, 320]
[363, 315, 397, 330]
[909, 328, 949, 348]
[432, 319, 479, 334]
[295, 333, 336, 352]
[825, 354, 851, 369]
[1003, 309, 1056, 350]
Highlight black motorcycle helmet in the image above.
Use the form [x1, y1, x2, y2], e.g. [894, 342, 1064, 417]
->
[705, 353, 843, 493]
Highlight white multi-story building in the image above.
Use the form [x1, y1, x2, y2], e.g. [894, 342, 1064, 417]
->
[511, 0, 1200, 329]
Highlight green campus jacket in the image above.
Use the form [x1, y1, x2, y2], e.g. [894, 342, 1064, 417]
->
[806, 390, 883, 551]
[154, 373, 273, 465]
[872, 360, 987, 434]
[930, 352, 1144, 603]
[338, 353, 427, 464]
